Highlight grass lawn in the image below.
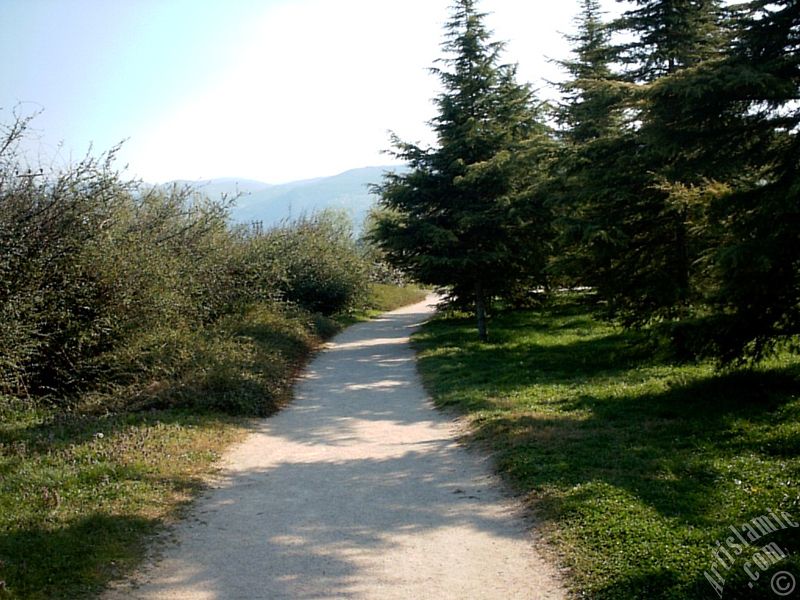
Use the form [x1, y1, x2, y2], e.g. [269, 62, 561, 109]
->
[334, 283, 429, 328]
[413, 293, 800, 599]
[0, 284, 425, 600]
[0, 406, 246, 600]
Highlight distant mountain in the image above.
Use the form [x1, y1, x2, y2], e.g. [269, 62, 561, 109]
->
[161, 177, 272, 200]
[171, 166, 407, 230]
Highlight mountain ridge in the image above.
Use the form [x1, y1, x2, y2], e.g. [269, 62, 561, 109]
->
[168, 165, 407, 229]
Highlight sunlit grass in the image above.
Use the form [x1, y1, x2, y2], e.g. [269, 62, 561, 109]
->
[363, 283, 427, 313]
[335, 283, 428, 327]
[0, 405, 246, 600]
[414, 294, 800, 599]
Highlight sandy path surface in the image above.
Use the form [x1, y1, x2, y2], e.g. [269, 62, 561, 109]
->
[104, 295, 565, 599]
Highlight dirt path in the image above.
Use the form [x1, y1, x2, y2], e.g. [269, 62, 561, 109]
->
[105, 296, 565, 599]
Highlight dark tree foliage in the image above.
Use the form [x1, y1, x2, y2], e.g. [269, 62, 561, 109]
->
[561, 0, 798, 362]
[611, 0, 799, 361]
[557, 0, 619, 143]
[584, 0, 727, 322]
[700, 0, 800, 361]
[613, 0, 725, 81]
[549, 0, 631, 289]
[371, 0, 553, 340]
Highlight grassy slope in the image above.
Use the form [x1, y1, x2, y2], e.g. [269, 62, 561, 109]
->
[413, 294, 800, 599]
[335, 284, 428, 328]
[361, 283, 427, 314]
[0, 284, 425, 600]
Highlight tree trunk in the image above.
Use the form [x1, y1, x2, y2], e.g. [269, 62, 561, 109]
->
[475, 282, 488, 342]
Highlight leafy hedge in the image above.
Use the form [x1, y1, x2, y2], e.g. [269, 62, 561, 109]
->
[0, 116, 369, 412]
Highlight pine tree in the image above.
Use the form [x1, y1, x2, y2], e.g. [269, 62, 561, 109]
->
[593, 0, 727, 322]
[591, 0, 799, 361]
[549, 0, 630, 290]
[550, 0, 798, 361]
[700, 0, 800, 360]
[370, 0, 552, 340]
[614, 0, 724, 81]
[558, 0, 619, 143]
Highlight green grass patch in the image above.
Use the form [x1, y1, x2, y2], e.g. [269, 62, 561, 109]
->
[413, 294, 800, 599]
[364, 283, 428, 313]
[0, 405, 246, 600]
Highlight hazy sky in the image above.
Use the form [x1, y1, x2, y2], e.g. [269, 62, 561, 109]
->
[1, 0, 625, 184]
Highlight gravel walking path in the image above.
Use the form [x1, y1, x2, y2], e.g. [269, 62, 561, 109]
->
[105, 295, 564, 599]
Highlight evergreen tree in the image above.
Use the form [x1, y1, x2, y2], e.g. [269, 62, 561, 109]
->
[558, 0, 619, 143]
[371, 0, 552, 340]
[578, 0, 798, 361]
[549, 0, 629, 290]
[593, 0, 726, 322]
[547, 0, 798, 362]
[699, 0, 800, 360]
[614, 0, 724, 81]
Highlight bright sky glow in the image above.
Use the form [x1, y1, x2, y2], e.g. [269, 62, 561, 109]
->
[1, 0, 624, 184]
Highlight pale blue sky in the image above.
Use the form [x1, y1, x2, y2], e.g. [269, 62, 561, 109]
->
[1, 0, 624, 183]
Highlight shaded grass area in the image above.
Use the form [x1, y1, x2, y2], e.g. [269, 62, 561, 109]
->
[413, 294, 800, 599]
[0, 284, 427, 599]
[0, 407, 244, 600]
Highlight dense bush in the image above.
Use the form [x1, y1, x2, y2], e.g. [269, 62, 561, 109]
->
[0, 121, 127, 396]
[0, 116, 369, 410]
[256, 211, 368, 315]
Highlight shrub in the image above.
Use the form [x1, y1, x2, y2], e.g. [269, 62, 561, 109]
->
[258, 210, 369, 315]
[0, 117, 249, 400]
[0, 115, 370, 412]
[0, 120, 128, 396]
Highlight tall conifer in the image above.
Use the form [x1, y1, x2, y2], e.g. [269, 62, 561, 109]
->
[597, 0, 726, 321]
[550, 0, 629, 289]
[702, 0, 800, 360]
[371, 0, 552, 340]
